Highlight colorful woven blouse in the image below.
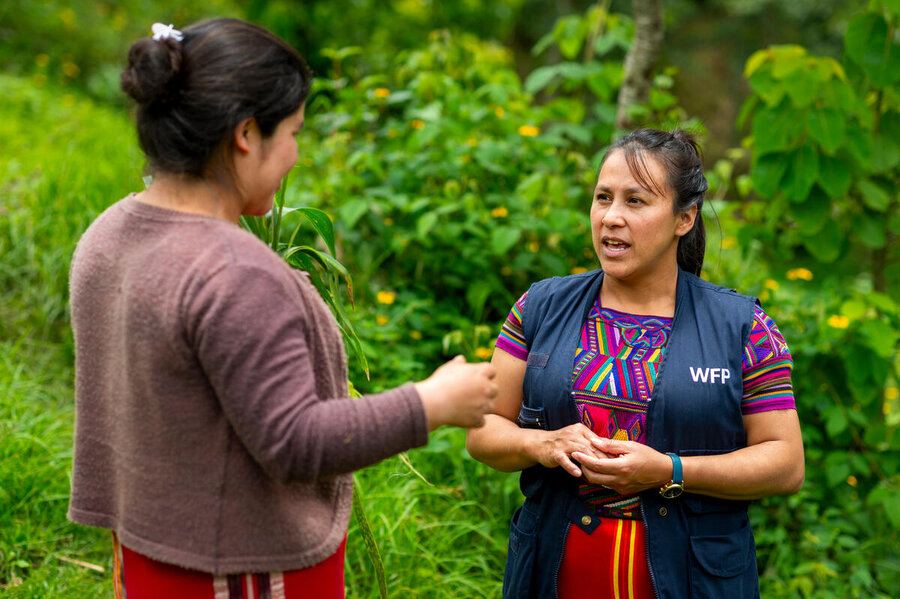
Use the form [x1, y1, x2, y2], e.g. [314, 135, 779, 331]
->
[496, 290, 795, 520]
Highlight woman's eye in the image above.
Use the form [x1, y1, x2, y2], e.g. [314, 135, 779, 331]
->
[627, 196, 643, 204]
[595, 193, 611, 202]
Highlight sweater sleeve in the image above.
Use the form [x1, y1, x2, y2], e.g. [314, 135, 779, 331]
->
[185, 262, 428, 483]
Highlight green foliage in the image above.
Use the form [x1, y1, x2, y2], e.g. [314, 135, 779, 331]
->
[737, 4, 900, 595]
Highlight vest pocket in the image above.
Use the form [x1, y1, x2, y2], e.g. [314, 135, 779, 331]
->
[517, 405, 546, 429]
[503, 503, 539, 599]
[688, 519, 758, 598]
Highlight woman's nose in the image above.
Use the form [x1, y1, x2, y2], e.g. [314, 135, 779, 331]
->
[601, 200, 626, 227]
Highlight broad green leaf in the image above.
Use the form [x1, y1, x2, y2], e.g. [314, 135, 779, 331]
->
[845, 13, 900, 87]
[790, 186, 831, 235]
[845, 122, 874, 165]
[860, 319, 898, 359]
[806, 108, 846, 154]
[516, 172, 546, 203]
[338, 198, 369, 229]
[856, 179, 891, 212]
[782, 145, 819, 203]
[491, 226, 521, 255]
[783, 65, 820, 107]
[817, 154, 852, 198]
[802, 218, 843, 262]
[856, 211, 887, 248]
[524, 65, 560, 94]
[824, 450, 851, 485]
[751, 152, 789, 199]
[881, 490, 900, 530]
[752, 103, 804, 155]
[870, 135, 900, 173]
[771, 51, 806, 79]
[824, 406, 848, 438]
[840, 300, 866, 321]
[557, 17, 587, 60]
[744, 49, 769, 78]
[416, 211, 438, 238]
[868, 292, 897, 314]
[748, 68, 786, 107]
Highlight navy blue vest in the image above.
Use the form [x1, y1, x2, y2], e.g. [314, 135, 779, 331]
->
[502, 269, 761, 599]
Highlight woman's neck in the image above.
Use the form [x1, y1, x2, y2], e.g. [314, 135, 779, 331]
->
[600, 265, 679, 317]
[135, 174, 242, 224]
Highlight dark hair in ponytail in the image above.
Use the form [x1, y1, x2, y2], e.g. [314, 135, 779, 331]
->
[121, 18, 312, 177]
[599, 128, 709, 276]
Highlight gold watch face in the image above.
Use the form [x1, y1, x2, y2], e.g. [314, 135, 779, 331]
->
[660, 482, 684, 499]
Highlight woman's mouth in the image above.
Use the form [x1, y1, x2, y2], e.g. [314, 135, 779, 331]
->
[602, 238, 631, 256]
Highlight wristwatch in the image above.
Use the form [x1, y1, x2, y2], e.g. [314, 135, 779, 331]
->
[659, 453, 684, 498]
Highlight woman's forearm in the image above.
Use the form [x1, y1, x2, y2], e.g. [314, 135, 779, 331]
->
[466, 414, 541, 472]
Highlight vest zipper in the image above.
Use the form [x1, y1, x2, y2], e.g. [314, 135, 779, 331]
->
[552, 522, 570, 599]
[640, 503, 661, 598]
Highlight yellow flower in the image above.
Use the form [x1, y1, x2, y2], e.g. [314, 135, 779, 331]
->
[571, 266, 588, 275]
[376, 291, 396, 305]
[764, 279, 779, 290]
[491, 207, 509, 218]
[528, 241, 540, 252]
[846, 475, 858, 487]
[494, 106, 505, 118]
[383, 217, 394, 226]
[501, 266, 513, 276]
[518, 125, 540, 137]
[59, 8, 76, 28]
[35, 54, 50, 67]
[410, 330, 422, 340]
[721, 236, 737, 249]
[466, 138, 478, 147]
[474, 347, 493, 360]
[885, 387, 899, 401]
[461, 155, 472, 163]
[62, 62, 80, 78]
[787, 268, 813, 281]
[373, 87, 390, 98]
[412, 119, 425, 130]
[376, 315, 389, 326]
[387, 128, 399, 139]
[33, 74, 47, 87]
[827, 315, 849, 329]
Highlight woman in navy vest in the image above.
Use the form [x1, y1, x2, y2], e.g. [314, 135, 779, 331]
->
[467, 129, 804, 599]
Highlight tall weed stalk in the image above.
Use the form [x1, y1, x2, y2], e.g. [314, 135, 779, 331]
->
[241, 173, 389, 597]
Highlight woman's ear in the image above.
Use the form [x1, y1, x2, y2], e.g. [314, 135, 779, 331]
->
[675, 204, 698, 237]
[233, 117, 258, 154]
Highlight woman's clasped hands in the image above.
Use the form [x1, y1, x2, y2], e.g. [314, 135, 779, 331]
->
[572, 437, 672, 496]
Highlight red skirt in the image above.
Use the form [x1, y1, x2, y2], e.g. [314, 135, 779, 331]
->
[112, 533, 346, 599]
[557, 518, 656, 599]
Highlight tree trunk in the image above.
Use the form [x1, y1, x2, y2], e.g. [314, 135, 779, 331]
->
[616, 0, 664, 130]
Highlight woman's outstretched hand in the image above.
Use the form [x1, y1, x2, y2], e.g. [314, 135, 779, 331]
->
[571, 437, 671, 495]
[416, 356, 498, 430]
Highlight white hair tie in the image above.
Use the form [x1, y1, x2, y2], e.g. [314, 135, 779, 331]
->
[151, 23, 184, 42]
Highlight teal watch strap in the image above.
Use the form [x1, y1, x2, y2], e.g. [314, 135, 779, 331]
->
[667, 452, 682, 485]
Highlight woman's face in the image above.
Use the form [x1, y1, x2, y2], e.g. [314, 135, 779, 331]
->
[590, 149, 696, 284]
[240, 104, 306, 217]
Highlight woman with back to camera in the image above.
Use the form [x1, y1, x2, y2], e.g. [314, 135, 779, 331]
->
[466, 129, 804, 598]
[68, 18, 497, 598]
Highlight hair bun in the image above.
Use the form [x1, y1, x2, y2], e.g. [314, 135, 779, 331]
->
[121, 37, 183, 105]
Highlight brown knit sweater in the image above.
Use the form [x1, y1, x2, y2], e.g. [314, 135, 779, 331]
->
[68, 195, 428, 574]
